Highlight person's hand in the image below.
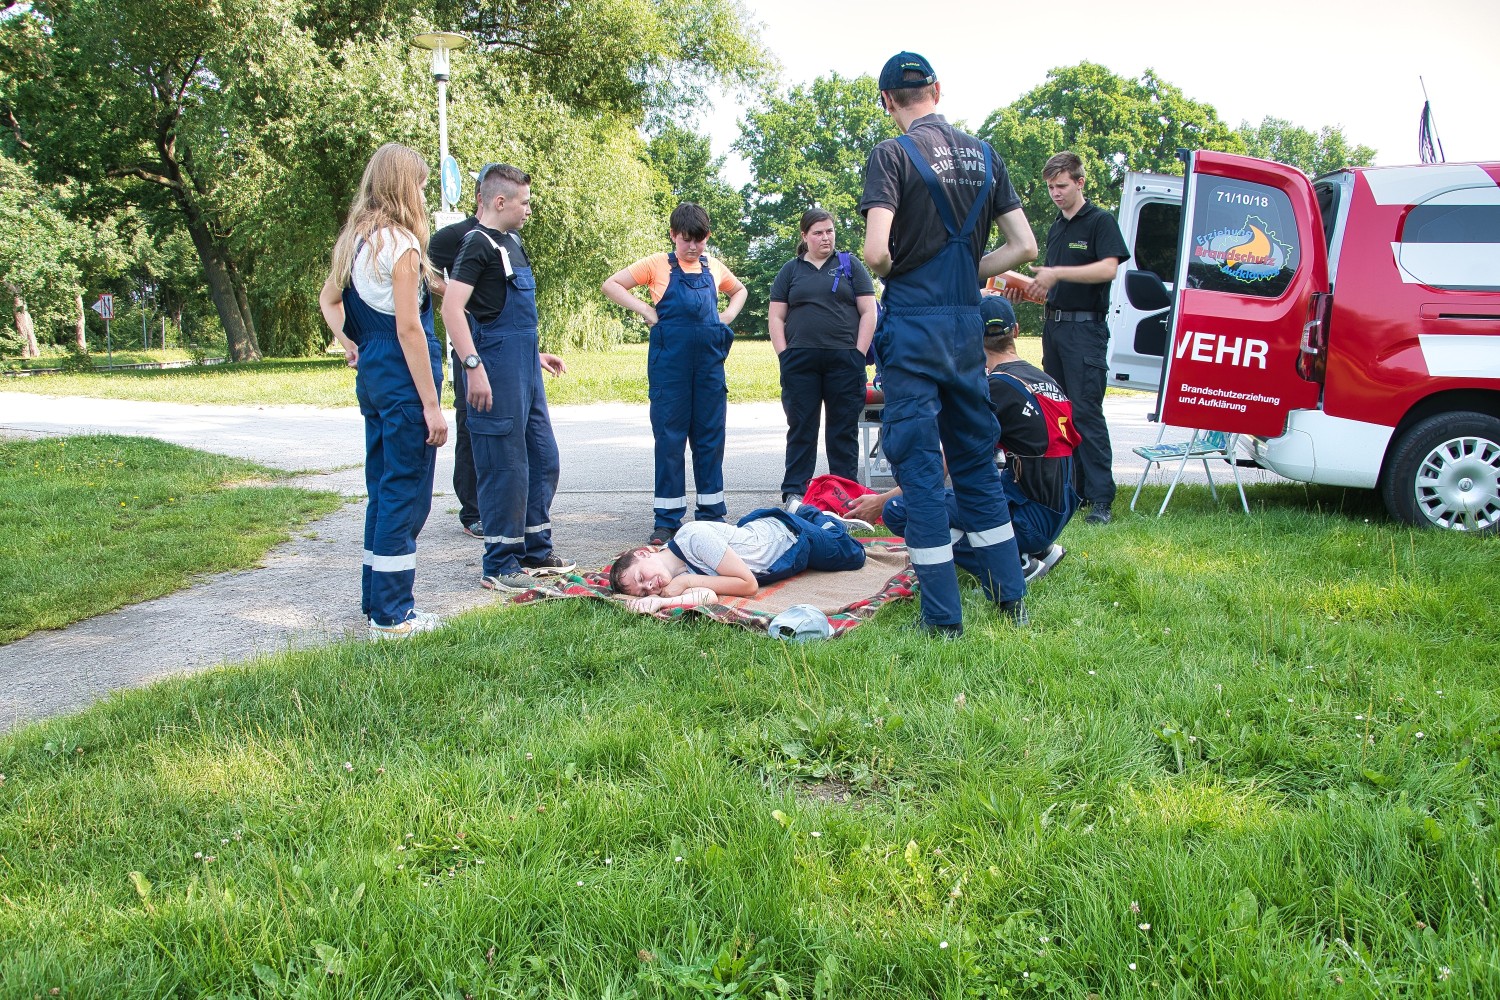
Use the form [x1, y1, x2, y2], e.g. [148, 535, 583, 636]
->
[847, 492, 886, 524]
[997, 284, 1026, 303]
[1030, 266, 1060, 296]
[540, 353, 567, 376]
[678, 586, 718, 606]
[641, 306, 659, 327]
[466, 365, 493, 413]
[422, 403, 448, 447]
[627, 594, 670, 613]
[340, 342, 359, 367]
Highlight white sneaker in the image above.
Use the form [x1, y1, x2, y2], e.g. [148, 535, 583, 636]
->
[826, 512, 875, 532]
[368, 609, 441, 640]
[1024, 544, 1066, 583]
[782, 494, 804, 513]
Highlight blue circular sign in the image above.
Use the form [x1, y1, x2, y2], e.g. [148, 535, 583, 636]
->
[440, 156, 462, 207]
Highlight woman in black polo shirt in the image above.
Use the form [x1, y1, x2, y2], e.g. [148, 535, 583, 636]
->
[768, 209, 878, 506]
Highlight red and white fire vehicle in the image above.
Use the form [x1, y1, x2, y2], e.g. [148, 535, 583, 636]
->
[1108, 151, 1500, 532]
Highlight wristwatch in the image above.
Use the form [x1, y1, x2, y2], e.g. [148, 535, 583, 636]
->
[462, 353, 481, 370]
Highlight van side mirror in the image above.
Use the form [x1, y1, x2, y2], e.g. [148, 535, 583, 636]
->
[1125, 269, 1171, 312]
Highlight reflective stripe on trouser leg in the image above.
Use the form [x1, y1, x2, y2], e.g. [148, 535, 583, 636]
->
[649, 371, 691, 531]
[366, 403, 436, 626]
[522, 365, 561, 561]
[878, 346, 963, 627]
[689, 359, 728, 521]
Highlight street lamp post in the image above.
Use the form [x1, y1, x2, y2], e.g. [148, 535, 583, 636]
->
[412, 31, 470, 215]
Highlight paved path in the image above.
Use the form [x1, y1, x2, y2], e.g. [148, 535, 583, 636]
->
[0, 390, 1280, 732]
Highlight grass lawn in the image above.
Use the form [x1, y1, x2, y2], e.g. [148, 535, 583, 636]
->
[0, 435, 343, 643]
[0, 338, 1054, 408]
[2, 484, 1496, 996]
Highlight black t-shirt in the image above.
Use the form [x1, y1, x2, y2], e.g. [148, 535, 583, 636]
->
[769, 253, 875, 351]
[450, 224, 531, 325]
[428, 215, 480, 275]
[990, 358, 1072, 510]
[1043, 201, 1130, 312]
[860, 114, 1022, 279]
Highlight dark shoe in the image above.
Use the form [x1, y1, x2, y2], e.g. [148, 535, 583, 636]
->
[1084, 508, 1113, 526]
[1024, 544, 1066, 583]
[648, 526, 677, 546]
[481, 571, 536, 593]
[461, 521, 484, 539]
[522, 554, 576, 576]
[905, 618, 964, 639]
[997, 599, 1029, 625]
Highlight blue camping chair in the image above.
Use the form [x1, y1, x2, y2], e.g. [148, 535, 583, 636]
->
[1130, 427, 1250, 515]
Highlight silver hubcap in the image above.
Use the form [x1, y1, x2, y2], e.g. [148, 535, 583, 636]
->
[1414, 435, 1500, 531]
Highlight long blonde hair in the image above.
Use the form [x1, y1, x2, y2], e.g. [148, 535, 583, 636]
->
[327, 143, 433, 289]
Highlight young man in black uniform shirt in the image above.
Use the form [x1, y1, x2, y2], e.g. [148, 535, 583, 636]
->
[860, 51, 1037, 635]
[1029, 151, 1129, 524]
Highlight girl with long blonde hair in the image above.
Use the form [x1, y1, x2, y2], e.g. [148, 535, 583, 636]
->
[319, 142, 448, 639]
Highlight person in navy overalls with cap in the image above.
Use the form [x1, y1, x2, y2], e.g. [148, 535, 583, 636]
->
[860, 52, 1039, 636]
[319, 143, 448, 640]
[603, 204, 748, 547]
[441, 163, 575, 593]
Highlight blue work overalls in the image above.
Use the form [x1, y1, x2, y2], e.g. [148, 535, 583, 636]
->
[465, 230, 561, 579]
[666, 506, 865, 586]
[649, 252, 733, 531]
[874, 135, 1025, 626]
[345, 283, 441, 627]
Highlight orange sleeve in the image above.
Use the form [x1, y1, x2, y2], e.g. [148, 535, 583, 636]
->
[626, 253, 673, 304]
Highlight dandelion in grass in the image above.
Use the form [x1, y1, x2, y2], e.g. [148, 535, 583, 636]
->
[674, 856, 683, 863]
[940, 941, 949, 950]
[343, 761, 353, 772]
[811, 831, 822, 839]
[1128, 962, 1137, 971]
[954, 692, 966, 708]
[525, 752, 534, 761]
[1440, 966, 1452, 981]
[605, 858, 613, 866]
[1130, 901, 1140, 914]
[397, 845, 406, 852]
[576, 880, 584, 887]
[1138, 923, 1151, 931]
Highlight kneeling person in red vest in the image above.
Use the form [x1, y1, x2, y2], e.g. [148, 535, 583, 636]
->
[849, 295, 1083, 584]
[610, 505, 866, 612]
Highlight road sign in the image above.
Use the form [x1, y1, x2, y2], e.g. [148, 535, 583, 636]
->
[440, 155, 462, 208]
[91, 294, 114, 320]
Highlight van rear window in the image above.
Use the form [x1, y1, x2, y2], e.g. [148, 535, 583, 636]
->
[1186, 179, 1300, 298]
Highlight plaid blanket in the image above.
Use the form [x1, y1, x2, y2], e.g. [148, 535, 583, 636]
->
[509, 539, 915, 637]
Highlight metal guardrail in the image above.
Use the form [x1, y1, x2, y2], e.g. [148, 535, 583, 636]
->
[2, 357, 229, 378]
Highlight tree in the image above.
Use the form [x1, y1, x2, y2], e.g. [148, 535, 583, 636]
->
[0, 153, 88, 353]
[981, 63, 1244, 250]
[1237, 116, 1377, 176]
[733, 73, 898, 331]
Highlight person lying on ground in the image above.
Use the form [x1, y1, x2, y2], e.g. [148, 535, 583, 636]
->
[609, 504, 867, 612]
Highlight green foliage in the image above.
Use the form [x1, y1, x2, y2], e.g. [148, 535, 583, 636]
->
[0, 154, 86, 340]
[1237, 116, 1378, 177]
[734, 74, 897, 331]
[0, 436, 340, 641]
[982, 63, 1245, 252]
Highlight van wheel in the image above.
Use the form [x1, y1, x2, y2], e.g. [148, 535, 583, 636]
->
[1381, 412, 1500, 533]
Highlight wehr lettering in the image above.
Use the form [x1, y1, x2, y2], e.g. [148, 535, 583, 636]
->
[1175, 330, 1269, 369]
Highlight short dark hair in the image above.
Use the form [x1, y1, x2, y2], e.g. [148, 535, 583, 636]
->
[478, 163, 530, 205]
[887, 71, 936, 109]
[983, 328, 1018, 354]
[669, 203, 711, 240]
[609, 547, 647, 594]
[1042, 152, 1085, 182]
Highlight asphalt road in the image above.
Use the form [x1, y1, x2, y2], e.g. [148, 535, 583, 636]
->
[0, 389, 1279, 732]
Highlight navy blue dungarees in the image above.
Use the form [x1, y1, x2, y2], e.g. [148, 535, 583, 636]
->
[666, 505, 865, 586]
[465, 230, 561, 579]
[344, 281, 442, 627]
[874, 135, 1025, 627]
[649, 252, 734, 532]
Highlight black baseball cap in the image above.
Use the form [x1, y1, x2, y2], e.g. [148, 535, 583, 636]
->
[981, 295, 1017, 332]
[878, 52, 937, 92]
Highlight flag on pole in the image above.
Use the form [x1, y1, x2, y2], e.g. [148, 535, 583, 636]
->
[1418, 78, 1445, 164]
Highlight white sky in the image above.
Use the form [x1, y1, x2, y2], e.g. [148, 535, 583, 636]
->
[707, 0, 1499, 184]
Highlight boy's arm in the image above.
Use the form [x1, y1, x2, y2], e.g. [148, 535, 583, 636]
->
[719, 284, 747, 326]
[439, 280, 492, 412]
[660, 545, 758, 598]
[602, 268, 659, 327]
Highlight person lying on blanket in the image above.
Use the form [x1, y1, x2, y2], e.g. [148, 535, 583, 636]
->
[609, 504, 868, 612]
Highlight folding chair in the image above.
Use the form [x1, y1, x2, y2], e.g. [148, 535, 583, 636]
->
[1130, 427, 1250, 515]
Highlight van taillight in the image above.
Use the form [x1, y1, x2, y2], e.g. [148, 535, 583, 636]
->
[1298, 292, 1332, 383]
